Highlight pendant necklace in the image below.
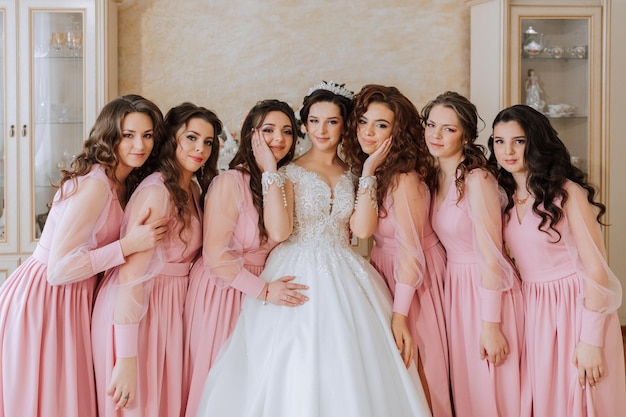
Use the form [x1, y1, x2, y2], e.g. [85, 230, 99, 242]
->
[513, 193, 530, 205]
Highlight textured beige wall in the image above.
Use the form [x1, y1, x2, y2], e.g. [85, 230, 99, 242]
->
[117, 0, 470, 133]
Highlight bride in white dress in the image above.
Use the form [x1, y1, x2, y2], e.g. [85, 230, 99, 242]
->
[196, 83, 431, 417]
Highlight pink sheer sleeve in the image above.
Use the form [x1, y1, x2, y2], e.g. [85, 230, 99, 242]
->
[112, 184, 168, 327]
[47, 175, 125, 285]
[466, 169, 516, 323]
[389, 172, 428, 315]
[202, 171, 267, 298]
[563, 182, 622, 346]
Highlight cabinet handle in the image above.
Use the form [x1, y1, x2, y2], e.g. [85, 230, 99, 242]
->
[9, 125, 15, 137]
[22, 125, 27, 137]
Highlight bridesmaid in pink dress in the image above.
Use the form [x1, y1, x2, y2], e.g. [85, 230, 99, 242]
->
[0, 95, 167, 417]
[91, 103, 222, 417]
[489, 104, 625, 417]
[343, 84, 452, 416]
[422, 92, 529, 417]
[182, 99, 309, 417]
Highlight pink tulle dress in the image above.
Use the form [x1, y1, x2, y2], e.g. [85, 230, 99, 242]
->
[182, 169, 278, 417]
[369, 171, 452, 417]
[430, 169, 529, 417]
[0, 165, 126, 417]
[504, 181, 625, 417]
[92, 172, 202, 417]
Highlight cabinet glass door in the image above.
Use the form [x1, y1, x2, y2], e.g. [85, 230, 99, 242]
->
[31, 10, 85, 239]
[0, 0, 16, 253]
[511, 7, 602, 188]
[519, 18, 589, 171]
[0, 10, 5, 242]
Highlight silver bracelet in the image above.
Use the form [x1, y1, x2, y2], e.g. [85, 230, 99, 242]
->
[354, 175, 378, 213]
[261, 171, 287, 208]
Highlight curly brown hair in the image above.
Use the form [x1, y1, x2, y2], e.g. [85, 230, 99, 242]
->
[57, 94, 164, 205]
[342, 84, 433, 216]
[229, 99, 297, 244]
[158, 102, 223, 242]
[420, 91, 496, 203]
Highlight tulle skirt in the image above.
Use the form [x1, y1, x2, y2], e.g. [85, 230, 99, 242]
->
[196, 241, 431, 417]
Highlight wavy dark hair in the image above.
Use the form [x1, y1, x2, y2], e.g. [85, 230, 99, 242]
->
[487, 104, 605, 241]
[158, 102, 223, 241]
[343, 84, 433, 217]
[421, 91, 494, 202]
[229, 99, 297, 244]
[57, 94, 164, 205]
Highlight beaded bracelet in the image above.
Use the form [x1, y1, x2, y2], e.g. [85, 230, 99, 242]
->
[261, 171, 287, 208]
[354, 175, 378, 214]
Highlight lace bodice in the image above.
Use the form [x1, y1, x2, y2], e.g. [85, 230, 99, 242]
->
[284, 164, 355, 248]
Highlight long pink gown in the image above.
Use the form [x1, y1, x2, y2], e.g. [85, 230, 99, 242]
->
[0, 165, 126, 417]
[504, 181, 625, 417]
[369, 171, 452, 417]
[182, 169, 277, 417]
[430, 169, 528, 417]
[92, 172, 202, 417]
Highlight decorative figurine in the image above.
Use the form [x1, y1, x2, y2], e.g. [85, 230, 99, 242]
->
[525, 68, 545, 112]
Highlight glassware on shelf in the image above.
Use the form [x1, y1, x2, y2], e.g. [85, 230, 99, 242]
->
[522, 26, 544, 57]
[51, 103, 73, 123]
[50, 32, 67, 53]
[545, 46, 564, 59]
[67, 31, 82, 57]
[566, 45, 587, 59]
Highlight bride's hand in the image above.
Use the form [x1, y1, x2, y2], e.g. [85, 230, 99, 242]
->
[262, 276, 309, 306]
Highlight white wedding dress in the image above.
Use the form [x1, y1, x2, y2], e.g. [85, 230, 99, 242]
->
[196, 164, 431, 417]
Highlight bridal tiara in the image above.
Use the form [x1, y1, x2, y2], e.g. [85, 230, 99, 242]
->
[307, 80, 354, 100]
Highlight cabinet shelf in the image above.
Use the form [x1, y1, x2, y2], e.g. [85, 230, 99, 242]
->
[544, 114, 587, 119]
[34, 120, 84, 126]
[522, 56, 587, 61]
[34, 55, 83, 60]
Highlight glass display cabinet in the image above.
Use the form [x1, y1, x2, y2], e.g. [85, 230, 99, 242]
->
[30, 10, 86, 240]
[465, 0, 608, 209]
[510, 7, 602, 182]
[0, 0, 118, 281]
